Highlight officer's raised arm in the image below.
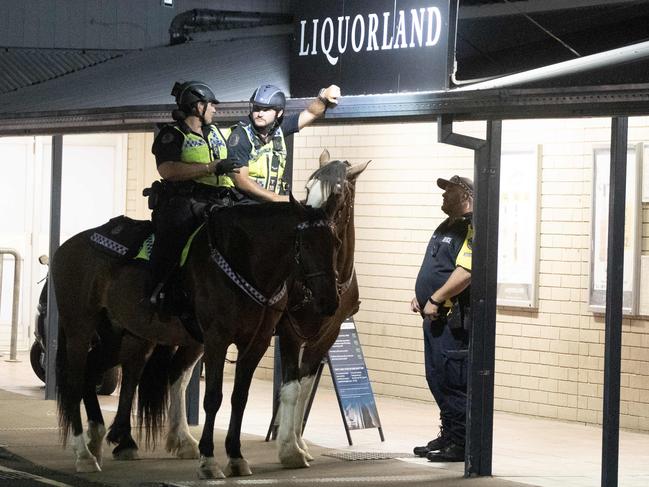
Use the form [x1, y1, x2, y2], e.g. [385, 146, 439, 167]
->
[297, 84, 341, 130]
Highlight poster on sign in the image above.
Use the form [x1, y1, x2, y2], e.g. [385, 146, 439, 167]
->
[290, 0, 456, 97]
[327, 318, 382, 432]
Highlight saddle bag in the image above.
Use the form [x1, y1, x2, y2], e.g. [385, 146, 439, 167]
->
[89, 216, 154, 260]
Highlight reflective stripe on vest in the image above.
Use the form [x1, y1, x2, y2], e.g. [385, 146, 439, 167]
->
[218, 122, 287, 193]
[173, 125, 230, 187]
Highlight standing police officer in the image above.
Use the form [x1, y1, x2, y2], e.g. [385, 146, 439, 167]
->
[218, 83, 341, 202]
[149, 80, 239, 309]
[410, 175, 473, 462]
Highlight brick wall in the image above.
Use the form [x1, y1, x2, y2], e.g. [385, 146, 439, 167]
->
[124, 117, 649, 432]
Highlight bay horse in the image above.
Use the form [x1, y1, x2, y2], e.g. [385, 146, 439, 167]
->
[52, 196, 339, 477]
[275, 150, 370, 467]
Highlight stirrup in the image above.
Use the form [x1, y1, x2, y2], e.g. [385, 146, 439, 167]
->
[150, 281, 166, 306]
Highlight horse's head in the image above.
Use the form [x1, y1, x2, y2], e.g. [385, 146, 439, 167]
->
[305, 149, 370, 240]
[291, 195, 339, 317]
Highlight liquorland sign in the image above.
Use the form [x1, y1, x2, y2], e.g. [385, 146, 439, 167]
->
[290, 0, 457, 97]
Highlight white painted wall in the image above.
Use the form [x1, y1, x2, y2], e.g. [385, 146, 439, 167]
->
[0, 134, 127, 353]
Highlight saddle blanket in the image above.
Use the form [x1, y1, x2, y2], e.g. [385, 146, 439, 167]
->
[89, 215, 202, 266]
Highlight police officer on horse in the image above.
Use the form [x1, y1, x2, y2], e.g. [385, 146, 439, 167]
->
[218, 83, 341, 203]
[148, 80, 240, 310]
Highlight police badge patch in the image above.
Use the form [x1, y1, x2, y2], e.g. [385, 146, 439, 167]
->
[228, 133, 240, 147]
[161, 132, 175, 144]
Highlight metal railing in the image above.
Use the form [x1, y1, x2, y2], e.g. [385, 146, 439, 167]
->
[0, 248, 22, 362]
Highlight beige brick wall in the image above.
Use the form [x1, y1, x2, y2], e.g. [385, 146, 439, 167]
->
[123, 118, 649, 433]
[125, 132, 156, 220]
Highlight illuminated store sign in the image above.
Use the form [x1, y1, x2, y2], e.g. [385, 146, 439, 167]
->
[290, 0, 456, 97]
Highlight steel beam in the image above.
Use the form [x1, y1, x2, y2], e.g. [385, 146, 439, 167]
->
[438, 115, 501, 476]
[4, 84, 649, 135]
[45, 135, 63, 400]
[601, 117, 628, 487]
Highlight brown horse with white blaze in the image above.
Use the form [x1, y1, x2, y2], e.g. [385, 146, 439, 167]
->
[275, 150, 370, 467]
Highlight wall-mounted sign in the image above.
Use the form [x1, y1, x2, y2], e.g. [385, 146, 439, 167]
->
[497, 148, 541, 308]
[589, 146, 641, 315]
[290, 0, 456, 97]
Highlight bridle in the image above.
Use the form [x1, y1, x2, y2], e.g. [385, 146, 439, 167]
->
[283, 175, 356, 340]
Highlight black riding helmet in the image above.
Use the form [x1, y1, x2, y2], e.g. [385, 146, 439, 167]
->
[249, 84, 286, 111]
[171, 80, 218, 123]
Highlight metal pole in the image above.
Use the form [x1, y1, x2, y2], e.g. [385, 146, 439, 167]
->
[185, 359, 202, 425]
[438, 115, 501, 477]
[0, 249, 22, 362]
[452, 40, 649, 91]
[601, 116, 627, 487]
[45, 135, 63, 400]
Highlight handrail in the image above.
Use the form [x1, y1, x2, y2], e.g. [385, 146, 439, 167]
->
[0, 248, 22, 362]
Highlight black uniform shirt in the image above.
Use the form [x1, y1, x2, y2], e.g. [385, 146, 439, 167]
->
[227, 113, 300, 167]
[415, 213, 473, 309]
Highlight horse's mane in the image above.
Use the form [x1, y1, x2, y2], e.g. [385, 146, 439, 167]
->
[307, 160, 350, 197]
[206, 201, 327, 247]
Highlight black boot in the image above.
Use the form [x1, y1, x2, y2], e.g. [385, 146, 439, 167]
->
[426, 442, 465, 462]
[413, 428, 450, 457]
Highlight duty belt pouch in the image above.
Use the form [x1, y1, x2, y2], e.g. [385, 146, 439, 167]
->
[143, 180, 166, 210]
[447, 303, 471, 331]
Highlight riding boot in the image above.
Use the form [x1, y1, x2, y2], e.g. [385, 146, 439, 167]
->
[149, 264, 178, 318]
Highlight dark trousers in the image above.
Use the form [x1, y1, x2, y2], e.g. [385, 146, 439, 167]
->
[150, 194, 205, 287]
[423, 317, 469, 446]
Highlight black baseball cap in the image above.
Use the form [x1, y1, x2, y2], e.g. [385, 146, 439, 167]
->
[437, 175, 474, 196]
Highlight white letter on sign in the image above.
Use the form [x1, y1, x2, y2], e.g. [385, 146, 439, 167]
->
[337, 16, 350, 54]
[409, 8, 425, 47]
[366, 13, 379, 51]
[426, 7, 442, 46]
[311, 18, 319, 54]
[381, 11, 393, 50]
[351, 14, 365, 52]
[393, 10, 407, 49]
[321, 17, 338, 65]
[299, 20, 310, 55]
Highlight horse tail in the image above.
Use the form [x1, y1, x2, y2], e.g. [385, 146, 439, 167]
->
[55, 327, 72, 446]
[137, 345, 173, 449]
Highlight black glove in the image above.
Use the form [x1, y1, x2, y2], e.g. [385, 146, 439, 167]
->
[213, 159, 242, 176]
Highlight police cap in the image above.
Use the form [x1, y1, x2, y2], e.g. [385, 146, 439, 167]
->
[437, 175, 474, 197]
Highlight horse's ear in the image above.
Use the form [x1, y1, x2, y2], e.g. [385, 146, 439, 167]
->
[319, 148, 331, 167]
[289, 192, 297, 205]
[347, 160, 371, 180]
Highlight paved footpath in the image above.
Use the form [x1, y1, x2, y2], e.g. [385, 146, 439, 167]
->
[0, 388, 532, 487]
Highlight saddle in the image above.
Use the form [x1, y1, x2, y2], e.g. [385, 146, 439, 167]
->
[89, 216, 153, 260]
[88, 215, 204, 342]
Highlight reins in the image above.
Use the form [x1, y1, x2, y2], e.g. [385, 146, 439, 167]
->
[207, 213, 330, 364]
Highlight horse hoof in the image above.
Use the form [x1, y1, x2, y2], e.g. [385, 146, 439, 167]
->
[279, 452, 310, 469]
[76, 457, 101, 473]
[166, 435, 199, 459]
[225, 458, 252, 477]
[113, 448, 139, 461]
[176, 444, 200, 459]
[304, 451, 315, 462]
[198, 455, 225, 479]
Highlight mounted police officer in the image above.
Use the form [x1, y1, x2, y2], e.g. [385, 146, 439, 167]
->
[148, 80, 240, 310]
[218, 83, 341, 202]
